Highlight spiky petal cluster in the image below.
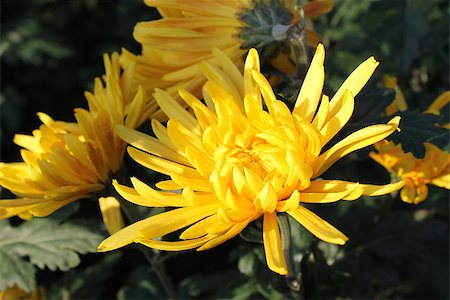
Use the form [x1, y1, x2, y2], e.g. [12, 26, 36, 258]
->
[98, 45, 402, 275]
[0, 53, 148, 232]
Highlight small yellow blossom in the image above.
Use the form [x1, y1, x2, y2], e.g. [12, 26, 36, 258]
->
[0, 53, 149, 231]
[98, 45, 402, 275]
[370, 141, 449, 204]
[371, 90, 450, 204]
[120, 0, 334, 119]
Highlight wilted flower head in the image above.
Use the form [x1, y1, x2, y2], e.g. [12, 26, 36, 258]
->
[371, 91, 450, 204]
[98, 44, 403, 275]
[0, 53, 149, 233]
[121, 0, 334, 119]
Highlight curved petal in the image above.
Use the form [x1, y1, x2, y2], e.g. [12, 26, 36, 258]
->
[319, 89, 355, 145]
[288, 206, 348, 245]
[303, 179, 405, 198]
[115, 125, 189, 165]
[329, 56, 379, 114]
[197, 215, 256, 251]
[138, 235, 212, 251]
[293, 43, 325, 121]
[425, 91, 450, 114]
[98, 204, 220, 252]
[431, 174, 450, 189]
[0, 198, 43, 219]
[313, 116, 400, 177]
[263, 213, 288, 275]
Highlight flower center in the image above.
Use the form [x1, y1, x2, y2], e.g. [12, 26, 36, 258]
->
[211, 127, 313, 213]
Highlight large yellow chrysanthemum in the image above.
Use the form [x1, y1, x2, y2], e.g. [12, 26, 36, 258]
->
[370, 90, 450, 204]
[0, 53, 150, 233]
[98, 45, 403, 275]
[121, 0, 334, 119]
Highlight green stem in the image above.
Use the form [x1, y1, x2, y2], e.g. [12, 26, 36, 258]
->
[278, 214, 303, 299]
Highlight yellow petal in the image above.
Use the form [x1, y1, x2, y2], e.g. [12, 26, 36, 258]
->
[154, 88, 200, 134]
[299, 190, 355, 203]
[115, 125, 190, 165]
[319, 89, 354, 146]
[179, 215, 217, 239]
[293, 43, 325, 121]
[263, 213, 288, 275]
[425, 91, 450, 114]
[98, 204, 220, 252]
[254, 182, 278, 213]
[431, 174, 450, 189]
[330, 56, 379, 115]
[138, 235, 212, 251]
[29, 198, 77, 217]
[0, 198, 42, 219]
[197, 217, 254, 251]
[277, 190, 300, 212]
[127, 147, 199, 178]
[313, 116, 400, 177]
[288, 206, 348, 245]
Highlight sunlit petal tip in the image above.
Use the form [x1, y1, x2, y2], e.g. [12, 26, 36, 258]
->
[312, 43, 325, 63]
[388, 116, 401, 129]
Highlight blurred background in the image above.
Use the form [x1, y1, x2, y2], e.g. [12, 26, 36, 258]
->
[1, 0, 449, 299]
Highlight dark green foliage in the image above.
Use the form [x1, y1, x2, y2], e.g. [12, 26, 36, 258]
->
[344, 84, 449, 157]
[388, 111, 449, 157]
[0, 217, 102, 292]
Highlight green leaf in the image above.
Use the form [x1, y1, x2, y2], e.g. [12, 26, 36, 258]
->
[0, 218, 102, 291]
[0, 247, 35, 292]
[46, 252, 122, 300]
[117, 266, 166, 300]
[387, 111, 448, 157]
[341, 84, 448, 157]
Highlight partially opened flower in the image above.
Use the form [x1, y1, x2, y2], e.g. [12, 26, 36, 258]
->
[121, 0, 335, 119]
[98, 44, 403, 275]
[0, 53, 149, 231]
[370, 91, 450, 204]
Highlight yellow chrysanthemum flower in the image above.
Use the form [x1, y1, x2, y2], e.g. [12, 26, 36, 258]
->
[370, 141, 449, 204]
[0, 53, 148, 233]
[121, 0, 334, 119]
[0, 286, 45, 300]
[371, 90, 450, 204]
[98, 44, 403, 275]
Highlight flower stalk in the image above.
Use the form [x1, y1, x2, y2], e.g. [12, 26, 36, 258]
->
[278, 214, 303, 299]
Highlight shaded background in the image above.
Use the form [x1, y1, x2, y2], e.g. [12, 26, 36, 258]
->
[1, 0, 449, 299]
